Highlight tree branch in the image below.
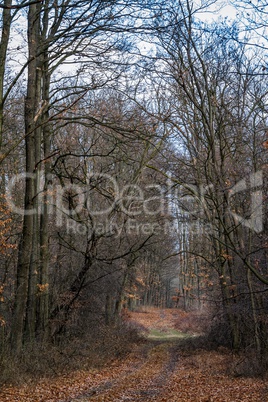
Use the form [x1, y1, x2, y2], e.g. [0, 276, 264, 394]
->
[0, 0, 43, 9]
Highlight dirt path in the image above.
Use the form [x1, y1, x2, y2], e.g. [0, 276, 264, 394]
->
[67, 343, 268, 402]
[69, 340, 180, 402]
[1, 308, 268, 401]
[68, 309, 268, 402]
[67, 308, 268, 402]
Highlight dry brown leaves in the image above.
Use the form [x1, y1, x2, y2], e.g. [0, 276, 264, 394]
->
[1, 308, 267, 401]
[128, 306, 185, 332]
[0, 352, 140, 402]
[158, 349, 267, 402]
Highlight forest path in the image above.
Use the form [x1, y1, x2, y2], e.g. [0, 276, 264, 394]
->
[67, 308, 268, 402]
[1, 308, 267, 401]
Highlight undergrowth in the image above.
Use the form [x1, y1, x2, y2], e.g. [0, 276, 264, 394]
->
[0, 321, 142, 387]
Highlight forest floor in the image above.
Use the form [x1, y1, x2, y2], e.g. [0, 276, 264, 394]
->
[1, 307, 268, 402]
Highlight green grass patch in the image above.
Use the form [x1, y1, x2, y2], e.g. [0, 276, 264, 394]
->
[147, 328, 192, 340]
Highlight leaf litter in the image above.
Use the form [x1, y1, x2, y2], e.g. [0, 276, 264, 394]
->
[1, 308, 267, 401]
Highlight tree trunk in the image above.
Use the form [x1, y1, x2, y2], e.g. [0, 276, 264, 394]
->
[11, 3, 40, 353]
